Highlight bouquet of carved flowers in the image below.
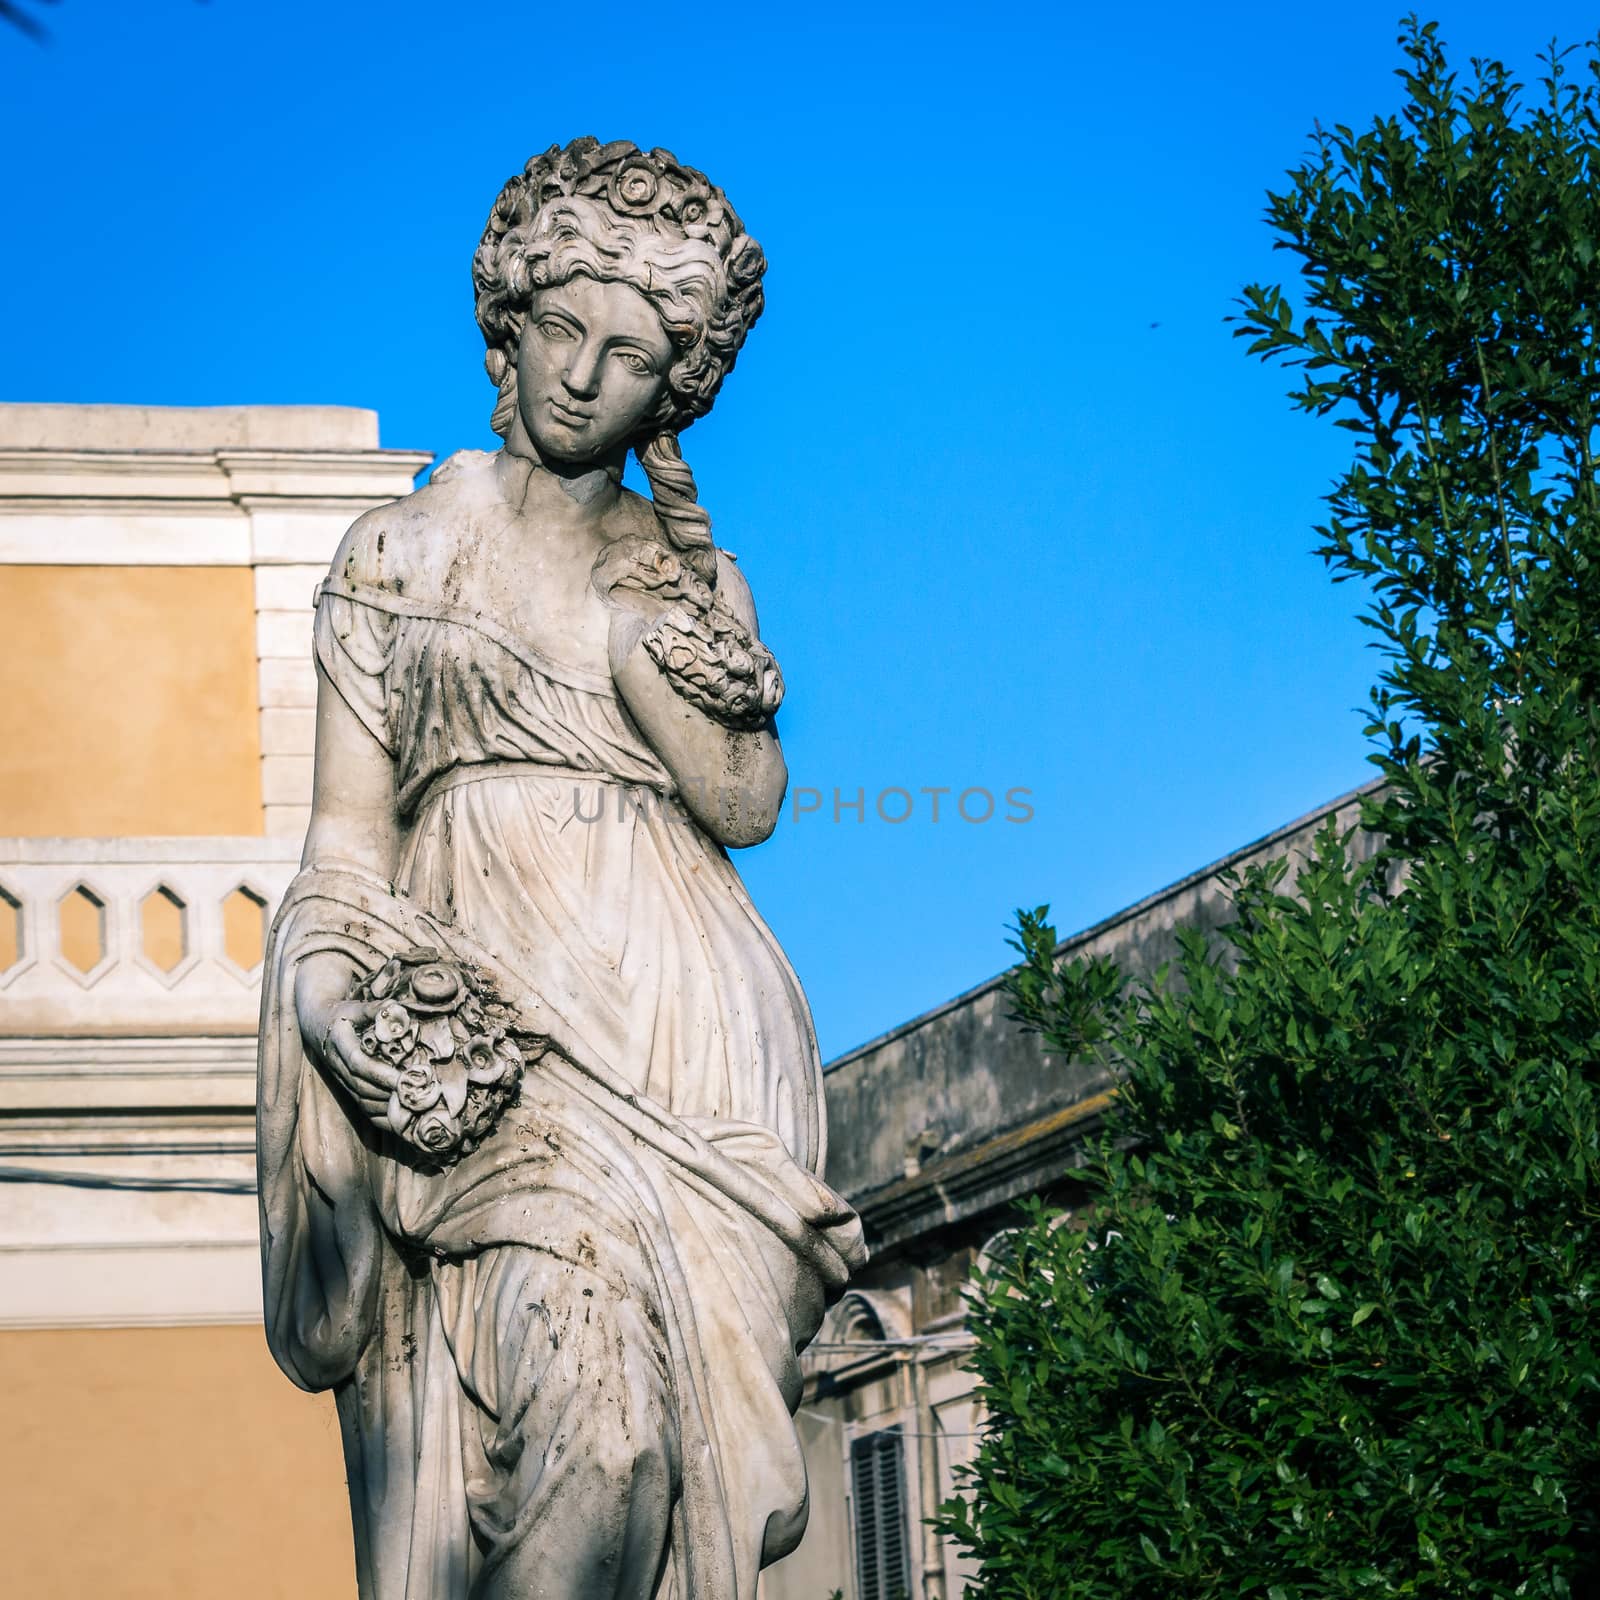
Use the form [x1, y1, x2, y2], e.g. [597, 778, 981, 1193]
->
[596, 537, 785, 730]
[351, 947, 526, 1166]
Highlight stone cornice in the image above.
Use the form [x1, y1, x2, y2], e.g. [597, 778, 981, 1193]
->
[0, 445, 433, 465]
[0, 443, 433, 566]
[0, 444, 433, 507]
[853, 1092, 1113, 1254]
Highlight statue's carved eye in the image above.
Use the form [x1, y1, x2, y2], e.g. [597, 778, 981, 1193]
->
[537, 318, 575, 341]
[616, 350, 651, 375]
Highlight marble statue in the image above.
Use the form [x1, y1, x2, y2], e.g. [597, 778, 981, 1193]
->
[256, 138, 865, 1600]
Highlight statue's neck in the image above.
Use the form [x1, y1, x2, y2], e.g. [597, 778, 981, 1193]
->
[498, 419, 625, 519]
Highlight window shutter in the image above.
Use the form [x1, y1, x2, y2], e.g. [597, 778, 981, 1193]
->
[851, 1427, 911, 1600]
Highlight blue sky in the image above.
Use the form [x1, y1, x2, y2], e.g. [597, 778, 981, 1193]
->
[3, 1, 1594, 1058]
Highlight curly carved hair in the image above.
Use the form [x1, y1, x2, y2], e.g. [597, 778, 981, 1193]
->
[473, 138, 767, 582]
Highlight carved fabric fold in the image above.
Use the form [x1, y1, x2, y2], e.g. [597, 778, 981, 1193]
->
[314, 580, 675, 816]
[274, 556, 861, 1597]
[257, 863, 862, 1600]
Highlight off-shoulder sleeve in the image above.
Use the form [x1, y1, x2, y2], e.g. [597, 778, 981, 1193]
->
[314, 588, 398, 754]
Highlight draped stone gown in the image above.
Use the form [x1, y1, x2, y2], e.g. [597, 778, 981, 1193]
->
[256, 474, 863, 1600]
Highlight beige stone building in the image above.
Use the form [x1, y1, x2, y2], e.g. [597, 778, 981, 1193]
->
[0, 400, 1370, 1600]
[0, 403, 429, 1598]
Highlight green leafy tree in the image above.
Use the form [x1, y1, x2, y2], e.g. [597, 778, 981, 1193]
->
[940, 18, 1600, 1597]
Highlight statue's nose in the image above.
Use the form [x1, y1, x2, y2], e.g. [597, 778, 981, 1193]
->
[563, 344, 604, 401]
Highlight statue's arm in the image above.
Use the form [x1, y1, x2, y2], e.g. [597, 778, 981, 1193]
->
[299, 662, 403, 876]
[608, 554, 788, 848]
[290, 655, 408, 1125]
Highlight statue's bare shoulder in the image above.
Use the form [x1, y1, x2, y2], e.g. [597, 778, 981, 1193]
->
[327, 449, 500, 596]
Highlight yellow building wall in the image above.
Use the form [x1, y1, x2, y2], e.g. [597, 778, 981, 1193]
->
[1, 1324, 356, 1599]
[0, 566, 263, 837]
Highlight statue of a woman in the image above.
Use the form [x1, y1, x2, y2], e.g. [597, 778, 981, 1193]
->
[256, 138, 864, 1600]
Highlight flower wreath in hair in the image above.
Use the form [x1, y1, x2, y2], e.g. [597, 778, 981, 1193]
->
[473, 138, 767, 435]
[471, 138, 783, 731]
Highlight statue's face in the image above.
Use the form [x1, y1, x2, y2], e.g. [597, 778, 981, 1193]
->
[516, 276, 674, 465]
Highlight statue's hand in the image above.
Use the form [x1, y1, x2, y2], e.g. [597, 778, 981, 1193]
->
[318, 1000, 403, 1124]
[294, 955, 400, 1128]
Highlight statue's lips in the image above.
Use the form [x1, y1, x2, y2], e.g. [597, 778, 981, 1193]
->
[548, 400, 593, 426]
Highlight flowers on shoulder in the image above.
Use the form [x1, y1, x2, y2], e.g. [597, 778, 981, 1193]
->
[350, 947, 536, 1167]
[642, 601, 785, 730]
[640, 592, 784, 729]
[593, 537, 785, 730]
[594, 535, 709, 611]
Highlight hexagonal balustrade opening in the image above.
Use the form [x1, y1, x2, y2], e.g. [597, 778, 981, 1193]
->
[140, 885, 188, 975]
[58, 884, 107, 975]
[221, 885, 268, 974]
[0, 884, 21, 973]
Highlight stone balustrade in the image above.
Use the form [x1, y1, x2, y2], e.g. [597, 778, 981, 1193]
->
[0, 836, 300, 1035]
